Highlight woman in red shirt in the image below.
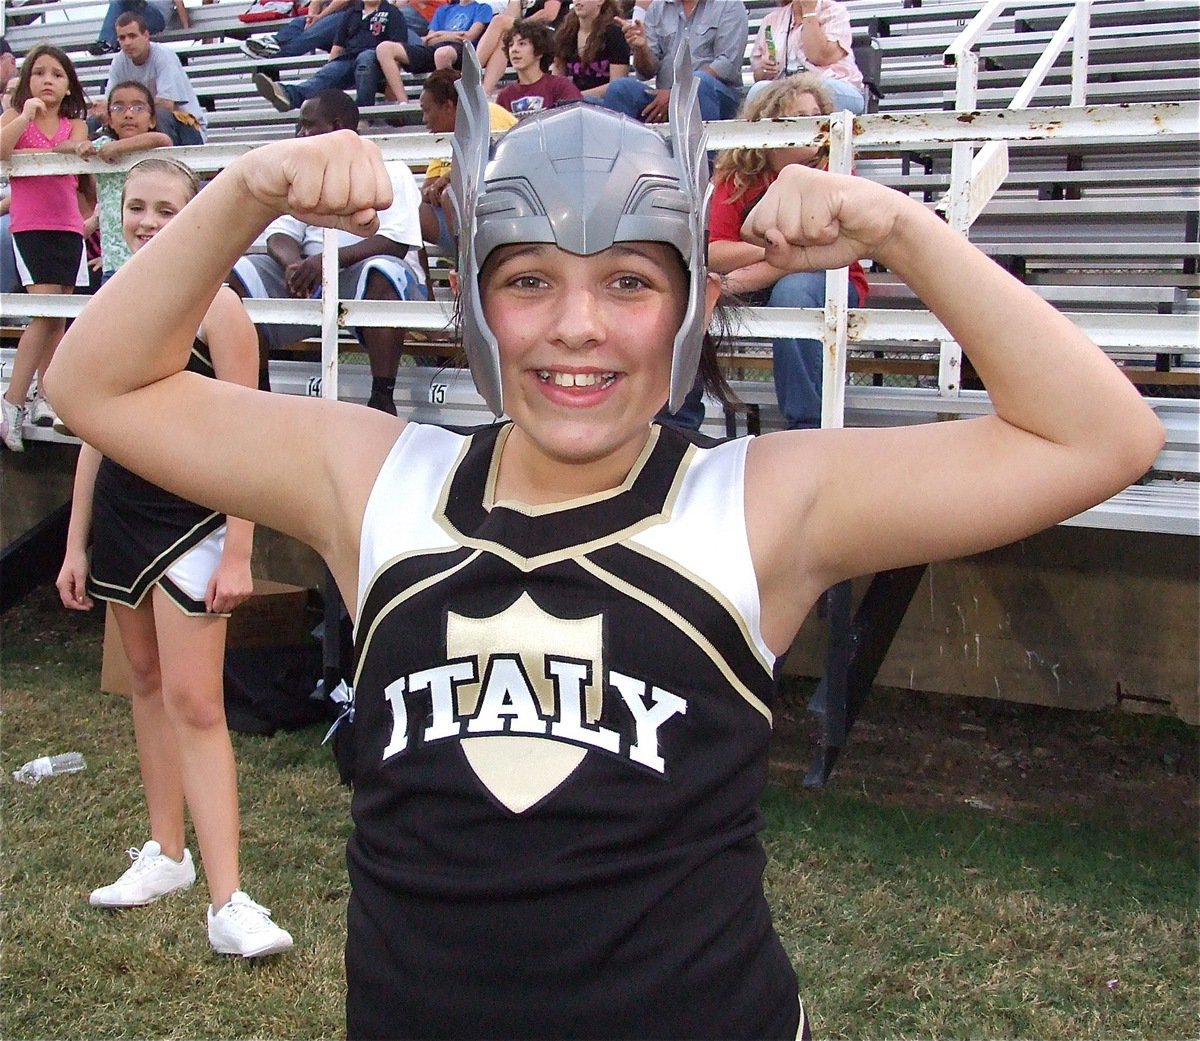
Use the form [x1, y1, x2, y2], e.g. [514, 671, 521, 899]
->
[709, 73, 868, 429]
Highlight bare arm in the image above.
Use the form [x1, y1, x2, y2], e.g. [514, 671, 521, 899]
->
[740, 167, 1165, 653]
[57, 443, 103, 612]
[46, 133, 403, 611]
[1, 103, 39, 159]
[799, 3, 847, 68]
[95, 131, 173, 159]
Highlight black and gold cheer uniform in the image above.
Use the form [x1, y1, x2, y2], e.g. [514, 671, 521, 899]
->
[87, 338, 226, 616]
[345, 421, 801, 1039]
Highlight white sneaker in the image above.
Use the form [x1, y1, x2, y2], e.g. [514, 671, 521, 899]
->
[89, 841, 196, 908]
[1, 397, 26, 452]
[239, 36, 280, 59]
[208, 890, 293, 958]
[29, 393, 57, 427]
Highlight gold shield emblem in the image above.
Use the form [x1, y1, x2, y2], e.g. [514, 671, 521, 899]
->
[447, 593, 604, 813]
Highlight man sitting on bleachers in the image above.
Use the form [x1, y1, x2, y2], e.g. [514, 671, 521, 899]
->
[241, 0, 444, 60]
[253, 0, 411, 114]
[228, 90, 426, 413]
[96, 11, 207, 144]
[601, 0, 746, 123]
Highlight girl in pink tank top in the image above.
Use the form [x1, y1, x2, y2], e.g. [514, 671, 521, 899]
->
[0, 44, 89, 451]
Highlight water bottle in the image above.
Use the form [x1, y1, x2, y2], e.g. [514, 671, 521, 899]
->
[11, 752, 87, 785]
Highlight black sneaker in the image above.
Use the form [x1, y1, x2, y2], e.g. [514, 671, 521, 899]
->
[239, 37, 280, 59]
[367, 390, 397, 416]
[87, 40, 118, 56]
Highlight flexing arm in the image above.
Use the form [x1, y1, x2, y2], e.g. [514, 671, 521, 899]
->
[57, 444, 103, 612]
[46, 133, 402, 609]
[740, 166, 1165, 652]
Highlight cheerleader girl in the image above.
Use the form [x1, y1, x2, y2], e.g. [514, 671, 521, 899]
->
[0, 45, 89, 450]
[56, 158, 293, 959]
[49, 57, 1162, 1033]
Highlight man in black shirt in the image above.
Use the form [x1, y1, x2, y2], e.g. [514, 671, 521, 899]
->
[254, 0, 408, 113]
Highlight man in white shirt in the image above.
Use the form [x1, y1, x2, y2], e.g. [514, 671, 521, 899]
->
[100, 11, 208, 144]
[228, 90, 427, 413]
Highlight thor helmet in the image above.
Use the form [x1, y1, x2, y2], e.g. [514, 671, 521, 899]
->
[447, 45, 712, 416]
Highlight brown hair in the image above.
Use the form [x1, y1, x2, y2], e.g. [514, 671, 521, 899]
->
[106, 80, 157, 129]
[121, 157, 201, 207]
[503, 19, 555, 71]
[11, 44, 88, 121]
[555, 0, 620, 68]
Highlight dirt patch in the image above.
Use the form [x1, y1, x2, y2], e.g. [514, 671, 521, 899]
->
[772, 678, 1199, 843]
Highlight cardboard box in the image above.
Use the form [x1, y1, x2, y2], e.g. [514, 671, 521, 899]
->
[99, 579, 312, 696]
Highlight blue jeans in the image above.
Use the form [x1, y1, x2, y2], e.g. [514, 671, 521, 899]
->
[745, 75, 866, 115]
[282, 50, 382, 110]
[99, 0, 166, 46]
[273, 11, 347, 57]
[601, 70, 742, 122]
[767, 272, 861, 429]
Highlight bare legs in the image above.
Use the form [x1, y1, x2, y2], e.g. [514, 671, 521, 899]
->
[112, 589, 241, 910]
[4, 285, 70, 409]
[374, 40, 461, 104]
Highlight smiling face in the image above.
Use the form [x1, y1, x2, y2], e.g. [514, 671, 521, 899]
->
[479, 242, 715, 498]
[28, 54, 69, 108]
[107, 84, 155, 138]
[122, 169, 193, 253]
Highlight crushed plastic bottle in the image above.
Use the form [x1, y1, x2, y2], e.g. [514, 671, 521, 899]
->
[11, 752, 87, 785]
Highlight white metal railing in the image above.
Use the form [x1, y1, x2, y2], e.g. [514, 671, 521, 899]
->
[942, 0, 1093, 232]
[2, 101, 1197, 428]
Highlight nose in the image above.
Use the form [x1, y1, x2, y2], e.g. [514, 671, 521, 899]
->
[552, 283, 606, 352]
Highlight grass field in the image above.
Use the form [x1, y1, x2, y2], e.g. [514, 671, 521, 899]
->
[3, 587, 1196, 1040]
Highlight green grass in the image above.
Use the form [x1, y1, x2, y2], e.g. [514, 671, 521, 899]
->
[3, 590, 1196, 1040]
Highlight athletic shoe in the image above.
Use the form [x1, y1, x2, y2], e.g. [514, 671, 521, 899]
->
[52, 417, 77, 438]
[29, 393, 56, 427]
[1, 397, 26, 452]
[208, 891, 294, 958]
[89, 841, 196, 908]
[87, 40, 118, 56]
[253, 72, 292, 112]
[239, 36, 280, 59]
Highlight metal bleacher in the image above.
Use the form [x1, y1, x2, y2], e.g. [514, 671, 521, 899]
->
[4, 0, 1198, 520]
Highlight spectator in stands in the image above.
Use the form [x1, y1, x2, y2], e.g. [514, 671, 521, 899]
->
[416, 67, 516, 252]
[227, 90, 426, 411]
[88, 0, 191, 56]
[496, 20, 582, 118]
[370, 0, 493, 92]
[240, 0, 444, 61]
[0, 37, 17, 89]
[553, 0, 629, 101]
[748, 0, 864, 114]
[253, 0, 411, 113]
[473, 0, 570, 95]
[71, 81, 172, 283]
[602, 0, 746, 123]
[709, 75, 868, 429]
[0, 44, 89, 450]
[98, 12, 208, 145]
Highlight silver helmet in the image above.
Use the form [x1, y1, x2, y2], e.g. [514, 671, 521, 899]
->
[447, 46, 712, 416]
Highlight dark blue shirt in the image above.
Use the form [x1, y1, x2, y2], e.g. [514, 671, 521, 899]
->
[335, 0, 409, 59]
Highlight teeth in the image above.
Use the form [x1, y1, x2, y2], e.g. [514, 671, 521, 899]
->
[537, 371, 616, 388]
